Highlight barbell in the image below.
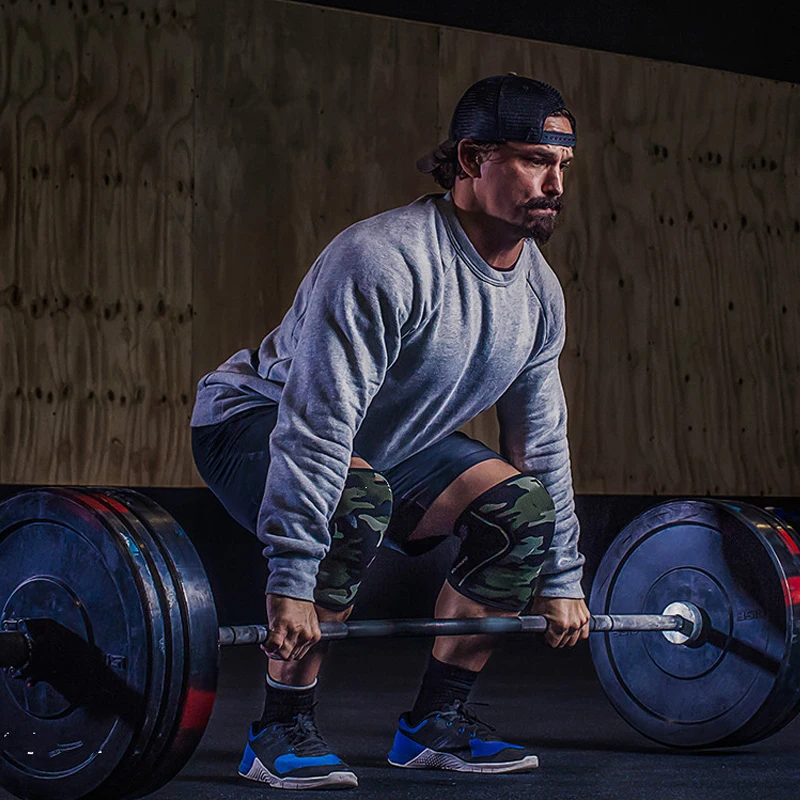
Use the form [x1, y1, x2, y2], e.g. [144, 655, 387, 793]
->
[1, 488, 799, 800]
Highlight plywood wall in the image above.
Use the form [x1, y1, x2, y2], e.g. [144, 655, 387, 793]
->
[1, 0, 798, 495]
[0, 0, 196, 486]
[436, 31, 800, 495]
[192, 2, 438, 376]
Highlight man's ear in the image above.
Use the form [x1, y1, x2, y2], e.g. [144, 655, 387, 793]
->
[457, 140, 483, 179]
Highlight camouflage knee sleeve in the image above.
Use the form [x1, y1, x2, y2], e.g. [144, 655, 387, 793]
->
[314, 468, 393, 610]
[447, 473, 556, 612]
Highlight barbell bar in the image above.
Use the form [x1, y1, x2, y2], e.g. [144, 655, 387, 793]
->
[0, 606, 700, 669]
[217, 608, 700, 645]
[1, 487, 799, 800]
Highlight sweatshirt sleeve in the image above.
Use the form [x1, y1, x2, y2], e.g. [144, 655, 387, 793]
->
[494, 280, 585, 599]
[257, 234, 412, 600]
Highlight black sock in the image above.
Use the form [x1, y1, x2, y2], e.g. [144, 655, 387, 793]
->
[259, 676, 317, 729]
[407, 657, 479, 726]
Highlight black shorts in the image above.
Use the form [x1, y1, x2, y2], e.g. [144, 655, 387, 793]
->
[191, 403, 502, 555]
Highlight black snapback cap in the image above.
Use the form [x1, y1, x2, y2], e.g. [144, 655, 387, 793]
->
[417, 74, 576, 174]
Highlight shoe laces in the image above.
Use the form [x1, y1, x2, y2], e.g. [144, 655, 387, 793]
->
[276, 707, 331, 757]
[436, 700, 497, 739]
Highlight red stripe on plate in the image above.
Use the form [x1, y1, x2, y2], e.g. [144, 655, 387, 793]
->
[776, 526, 800, 557]
[785, 576, 800, 606]
[180, 687, 216, 730]
[77, 492, 130, 516]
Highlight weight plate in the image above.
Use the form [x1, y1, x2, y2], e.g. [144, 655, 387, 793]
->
[736, 505, 800, 744]
[0, 489, 162, 799]
[0, 488, 218, 800]
[97, 489, 218, 799]
[590, 500, 800, 749]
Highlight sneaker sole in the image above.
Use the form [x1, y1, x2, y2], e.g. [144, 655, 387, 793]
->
[388, 748, 539, 774]
[239, 756, 359, 789]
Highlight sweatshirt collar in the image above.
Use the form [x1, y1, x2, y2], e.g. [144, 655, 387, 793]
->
[435, 193, 526, 286]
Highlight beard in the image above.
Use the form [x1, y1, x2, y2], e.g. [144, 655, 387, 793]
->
[517, 196, 564, 245]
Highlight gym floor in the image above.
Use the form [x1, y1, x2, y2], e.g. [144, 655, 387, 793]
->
[47, 638, 798, 800]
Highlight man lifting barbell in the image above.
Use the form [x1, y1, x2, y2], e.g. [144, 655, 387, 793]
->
[190, 74, 589, 789]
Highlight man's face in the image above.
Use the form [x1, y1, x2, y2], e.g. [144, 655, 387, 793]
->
[465, 115, 574, 245]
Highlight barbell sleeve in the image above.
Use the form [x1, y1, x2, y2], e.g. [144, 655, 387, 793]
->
[217, 612, 695, 647]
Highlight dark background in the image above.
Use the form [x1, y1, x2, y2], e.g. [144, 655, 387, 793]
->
[295, 0, 799, 84]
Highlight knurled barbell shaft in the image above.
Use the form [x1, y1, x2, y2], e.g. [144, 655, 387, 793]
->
[218, 612, 694, 647]
[0, 613, 697, 667]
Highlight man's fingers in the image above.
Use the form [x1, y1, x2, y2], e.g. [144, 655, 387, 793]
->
[563, 619, 590, 647]
[288, 645, 304, 661]
[263, 627, 305, 661]
[545, 620, 565, 648]
[279, 627, 309, 660]
[546, 617, 590, 648]
[289, 639, 316, 661]
[265, 595, 321, 662]
[263, 630, 287, 660]
[266, 626, 321, 662]
[535, 599, 592, 648]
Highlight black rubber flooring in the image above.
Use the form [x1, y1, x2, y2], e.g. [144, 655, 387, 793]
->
[9, 636, 792, 800]
[3, 637, 800, 800]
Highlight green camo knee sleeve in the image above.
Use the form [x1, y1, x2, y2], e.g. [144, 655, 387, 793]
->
[314, 468, 393, 610]
[447, 473, 556, 612]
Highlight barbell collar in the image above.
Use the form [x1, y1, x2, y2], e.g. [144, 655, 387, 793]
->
[217, 611, 697, 647]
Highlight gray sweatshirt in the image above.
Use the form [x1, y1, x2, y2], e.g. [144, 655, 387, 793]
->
[191, 193, 585, 601]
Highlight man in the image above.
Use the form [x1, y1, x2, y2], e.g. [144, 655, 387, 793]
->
[191, 74, 590, 790]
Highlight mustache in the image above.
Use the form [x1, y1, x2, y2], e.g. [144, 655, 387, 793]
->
[524, 196, 564, 212]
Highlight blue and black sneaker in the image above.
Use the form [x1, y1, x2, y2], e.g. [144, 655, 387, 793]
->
[387, 700, 539, 773]
[238, 710, 358, 789]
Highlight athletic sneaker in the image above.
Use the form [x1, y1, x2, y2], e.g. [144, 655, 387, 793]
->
[238, 710, 358, 789]
[387, 700, 539, 773]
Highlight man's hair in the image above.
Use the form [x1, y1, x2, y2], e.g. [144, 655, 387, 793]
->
[429, 141, 504, 190]
[428, 108, 576, 190]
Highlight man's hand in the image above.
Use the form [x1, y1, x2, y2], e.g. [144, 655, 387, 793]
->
[530, 596, 590, 648]
[262, 594, 321, 661]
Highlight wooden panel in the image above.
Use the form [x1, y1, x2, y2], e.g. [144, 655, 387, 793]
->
[192, 0, 439, 400]
[440, 32, 800, 496]
[2, 0, 797, 494]
[0, 0, 195, 486]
